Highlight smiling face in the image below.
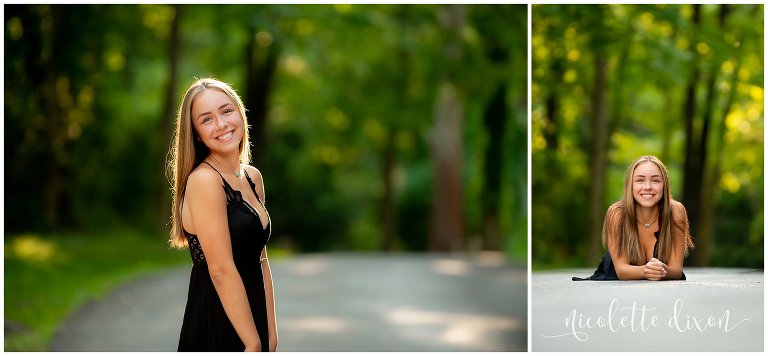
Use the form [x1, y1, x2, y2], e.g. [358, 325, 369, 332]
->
[191, 88, 244, 155]
[632, 161, 664, 208]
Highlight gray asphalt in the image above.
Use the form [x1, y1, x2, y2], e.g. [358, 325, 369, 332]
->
[51, 252, 526, 352]
[532, 267, 764, 352]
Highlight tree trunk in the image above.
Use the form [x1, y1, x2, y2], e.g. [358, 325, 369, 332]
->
[681, 5, 703, 265]
[430, 5, 466, 252]
[156, 4, 182, 230]
[587, 54, 608, 263]
[693, 4, 731, 266]
[431, 82, 465, 251]
[481, 82, 507, 251]
[42, 5, 65, 231]
[691, 70, 718, 266]
[660, 98, 675, 163]
[607, 27, 632, 142]
[245, 29, 280, 167]
[543, 59, 562, 151]
[659, 11, 683, 165]
[380, 131, 398, 251]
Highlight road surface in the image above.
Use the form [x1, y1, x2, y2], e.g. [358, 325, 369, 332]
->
[52, 252, 526, 352]
[532, 267, 764, 352]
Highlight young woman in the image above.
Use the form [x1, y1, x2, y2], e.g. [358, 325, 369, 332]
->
[573, 155, 694, 281]
[167, 78, 277, 351]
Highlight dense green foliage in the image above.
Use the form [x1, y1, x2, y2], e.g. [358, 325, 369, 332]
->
[532, 4, 764, 268]
[5, 5, 527, 257]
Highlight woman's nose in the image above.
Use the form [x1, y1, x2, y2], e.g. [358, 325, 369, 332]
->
[214, 116, 226, 128]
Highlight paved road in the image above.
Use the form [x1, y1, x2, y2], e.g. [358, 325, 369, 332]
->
[532, 268, 764, 352]
[51, 252, 526, 351]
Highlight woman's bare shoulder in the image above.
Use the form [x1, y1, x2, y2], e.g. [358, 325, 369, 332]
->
[244, 165, 265, 187]
[605, 201, 624, 218]
[186, 165, 223, 192]
[670, 200, 689, 224]
[603, 201, 624, 234]
[243, 164, 263, 180]
[670, 199, 687, 212]
[243, 164, 266, 198]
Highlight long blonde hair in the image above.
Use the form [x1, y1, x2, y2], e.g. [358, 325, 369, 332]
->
[166, 78, 251, 248]
[602, 155, 694, 264]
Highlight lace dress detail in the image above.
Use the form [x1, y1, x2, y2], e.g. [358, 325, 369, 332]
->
[182, 173, 270, 266]
[187, 234, 207, 265]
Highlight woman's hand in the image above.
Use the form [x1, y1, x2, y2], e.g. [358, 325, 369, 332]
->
[643, 258, 668, 281]
[269, 337, 278, 352]
[244, 341, 262, 352]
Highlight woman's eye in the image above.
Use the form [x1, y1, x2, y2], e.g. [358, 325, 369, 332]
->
[202, 117, 212, 124]
[223, 108, 234, 115]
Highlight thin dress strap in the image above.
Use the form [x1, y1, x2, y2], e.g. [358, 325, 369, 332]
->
[201, 161, 236, 201]
[201, 161, 223, 177]
[181, 161, 227, 215]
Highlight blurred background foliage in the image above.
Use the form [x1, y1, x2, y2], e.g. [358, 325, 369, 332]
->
[532, 4, 764, 269]
[4, 4, 527, 256]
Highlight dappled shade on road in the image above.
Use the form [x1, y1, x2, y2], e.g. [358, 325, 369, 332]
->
[52, 253, 526, 351]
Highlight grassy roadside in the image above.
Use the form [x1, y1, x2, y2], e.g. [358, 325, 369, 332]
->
[4, 230, 189, 351]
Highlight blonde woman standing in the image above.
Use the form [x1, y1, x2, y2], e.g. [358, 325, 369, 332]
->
[167, 78, 277, 351]
[574, 155, 695, 281]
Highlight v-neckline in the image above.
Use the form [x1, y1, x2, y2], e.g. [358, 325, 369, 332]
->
[220, 174, 270, 231]
[640, 229, 660, 261]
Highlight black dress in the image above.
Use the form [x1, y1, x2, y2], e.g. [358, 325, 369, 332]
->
[572, 231, 686, 281]
[178, 163, 272, 351]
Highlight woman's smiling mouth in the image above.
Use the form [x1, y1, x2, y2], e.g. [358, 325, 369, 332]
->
[216, 130, 235, 141]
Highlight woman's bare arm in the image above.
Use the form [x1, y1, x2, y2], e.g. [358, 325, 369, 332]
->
[608, 245, 648, 280]
[662, 202, 689, 280]
[186, 168, 261, 351]
[247, 164, 278, 351]
[262, 248, 278, 351]
[604, 205, 655, 280]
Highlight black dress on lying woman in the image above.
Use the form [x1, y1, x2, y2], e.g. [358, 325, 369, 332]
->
[572, 231, 686, 281]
